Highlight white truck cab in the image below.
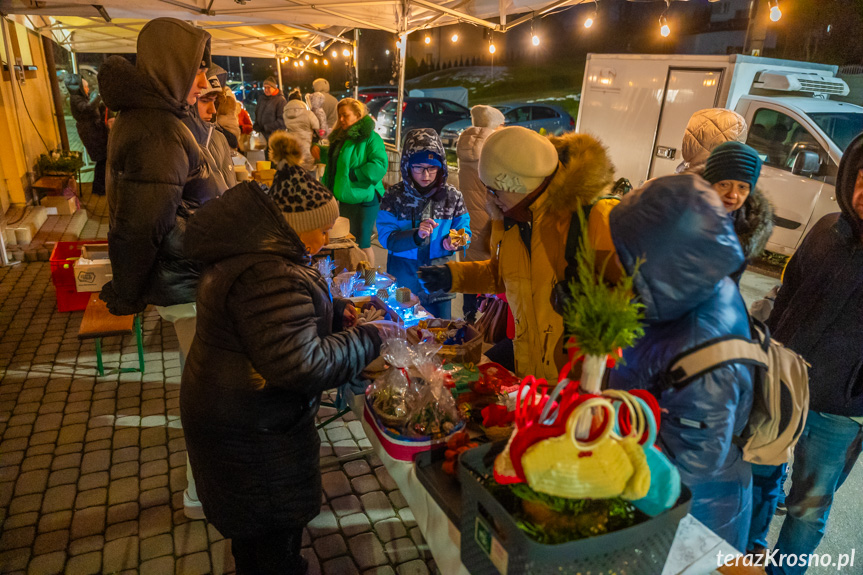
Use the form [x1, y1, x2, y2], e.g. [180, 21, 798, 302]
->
[576, 54, 863, 255]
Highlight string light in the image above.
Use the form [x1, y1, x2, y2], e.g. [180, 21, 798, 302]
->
[584, 0, 597, 28]
[323, 59, 329, 65]
[332, 50, 338, 58]
[768, 0, 782, 22]
[451, 33, 459, 42]
[530, 18, 539, 47]
[293, 61, 299, 67]
[532, 35, 540, 46]
[424, 35, 431, 44]
[489, 43, 496, 54]
[385, 49, 390, 55]
[659, 0, 671, 37]
[305, 54, 310, 61]
[299, 60, 304, 67]
[343, 48, 351, 57]
[314, 58, 319, 64]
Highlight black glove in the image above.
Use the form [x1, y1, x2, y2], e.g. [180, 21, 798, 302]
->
[417, 265, 452, 294]
[99, 281, 146, 317]
[551, 280, 572, 317]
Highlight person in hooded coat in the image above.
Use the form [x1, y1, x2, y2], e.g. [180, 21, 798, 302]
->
[97, 17, 214, 520]
[65, 74, 110, 195]
[313, 77, 339, 134]
[677, 108, 749, 175]
[456, 105, 505, 318]
[282, 91, 320, 175]
[307, 92, 329, 138]
[181, 176, 390, 575]
[419, 127, 615, 380]
[183, 68, 237, 194]
[607, 174, 754, 550]
[253, 77, 287, 146]
[377, 129, 471, 318]
[759, 133, 863, 575]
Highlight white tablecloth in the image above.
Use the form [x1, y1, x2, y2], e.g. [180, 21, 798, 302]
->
[349, 394, 740, 575]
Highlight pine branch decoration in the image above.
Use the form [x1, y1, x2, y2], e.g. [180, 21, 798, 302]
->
[562, 209, 645, 360]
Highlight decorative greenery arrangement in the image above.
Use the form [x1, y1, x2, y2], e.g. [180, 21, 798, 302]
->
[484, 479, 640, 544]
[561, 210, 645, 361]
[36, 150, 84, 175]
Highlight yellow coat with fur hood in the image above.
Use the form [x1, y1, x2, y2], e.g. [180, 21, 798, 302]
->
[447, 133, 615, 380]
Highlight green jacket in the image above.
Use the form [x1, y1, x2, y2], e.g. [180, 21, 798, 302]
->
[321, 115, 388, 205]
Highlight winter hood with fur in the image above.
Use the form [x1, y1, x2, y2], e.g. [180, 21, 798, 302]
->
[448, 132, 614, 380]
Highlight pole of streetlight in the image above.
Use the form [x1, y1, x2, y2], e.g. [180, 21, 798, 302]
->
[239, 56, 245, 101]
[353, 29, 360, 100]
[395, 32, 408, 150]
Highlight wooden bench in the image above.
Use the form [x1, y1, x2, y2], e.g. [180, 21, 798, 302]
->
[78, 293, 144, 376]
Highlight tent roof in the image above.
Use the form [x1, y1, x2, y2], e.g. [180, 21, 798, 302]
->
[1, 0, 587, 57]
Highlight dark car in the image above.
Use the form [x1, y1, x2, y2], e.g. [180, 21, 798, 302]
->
[440, 102, 575, 147]
[366, 96, 393, 123]
[375, 97, 470, 143]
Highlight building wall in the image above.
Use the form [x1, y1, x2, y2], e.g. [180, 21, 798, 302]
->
[0, 16, 61, 212]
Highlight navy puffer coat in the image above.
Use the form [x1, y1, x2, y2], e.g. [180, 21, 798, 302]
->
[608, 173, 754, 551]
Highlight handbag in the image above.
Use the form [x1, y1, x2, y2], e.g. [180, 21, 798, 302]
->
[628, 394, 681, 516]
[520, 397, 635, 500]
[604, 389, 651, 501]
[474, 295, 509, 344]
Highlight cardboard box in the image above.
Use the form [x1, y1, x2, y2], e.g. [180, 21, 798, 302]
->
[74, 244, 112, 292]
[41, 195, 78, 216]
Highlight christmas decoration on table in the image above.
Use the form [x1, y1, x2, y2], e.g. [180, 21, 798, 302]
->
[315, 256, 335, 290]
[376, 288, 390, 300]
[395, 287, 412, 303]
[356, 261, 377, 285]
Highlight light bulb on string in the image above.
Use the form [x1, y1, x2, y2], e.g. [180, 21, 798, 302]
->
[768, 0, 782, 22]
[451, 33, 459, 43]
[299, 60, 304, 67]
[584, 0, 597, 28]
[343, 48, 351, 57]
[314, 58, 319, 64]
[385, 49, 390, 55]
[424, 35, 431, 44]
[305, 54, 310, 61]
[532, 35, 540, 46]
[489, 43, 496, 54]
[659, 14, 670, 37]
[293, 61, 299, 67]
[332, 50, 338, 58]
[323, 59, 329, 66]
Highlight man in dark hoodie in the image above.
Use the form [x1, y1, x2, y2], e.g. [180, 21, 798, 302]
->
[253, 76, 287, 148]
[64, 74, 109, 195]
[762, 133, 863, 574]
[97, 17, 214, 520]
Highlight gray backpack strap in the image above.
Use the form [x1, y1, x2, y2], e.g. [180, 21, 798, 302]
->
[663, 336, 769, 391]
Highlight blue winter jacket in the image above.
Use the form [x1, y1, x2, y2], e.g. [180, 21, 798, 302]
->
[377, 129, 470, 304]
[608, 174, 754, 551]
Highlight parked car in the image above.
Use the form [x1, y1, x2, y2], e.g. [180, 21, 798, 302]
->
[366, 96, 393, 123]
[375, 97, 470, 143]
[439, 103, 575, 148]
[577, 52, 863, 255]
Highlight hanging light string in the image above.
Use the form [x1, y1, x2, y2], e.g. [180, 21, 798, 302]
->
[659, 0, 671, 37]
[584, 0, 597, 28]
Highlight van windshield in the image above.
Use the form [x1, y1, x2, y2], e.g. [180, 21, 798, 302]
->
[808, 112, 863, 152]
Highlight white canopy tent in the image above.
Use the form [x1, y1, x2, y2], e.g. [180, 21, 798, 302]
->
[1, 0, 591, 142]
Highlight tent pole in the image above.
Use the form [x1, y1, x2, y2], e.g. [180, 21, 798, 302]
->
[238, 56, 245, 101]
[352, 28, 359, 100]
[395, 32, 408, 150]
[71, 50, 78, 74]
[275, 56, 284, 92]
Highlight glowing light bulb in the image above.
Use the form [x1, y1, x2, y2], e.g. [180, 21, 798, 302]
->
[489, 43, 496, 54]
[323, 59, 329, 65]
[314, 58, 319, 64]
[532, 35, 540, 46]
[304, 55, 310, 61]
[770, 5, 781, 21]
[332, 50, 338, 58]
[584, 16, 594, 28]
[299, 61, 304, 67]
[451, 33, 459, 43]
[343, 48, 351, 57]
[293, 61, 299, 67]
[424, 36, 431, 44]
[385, 49, 390, 55]
[659, 15, 670, 37]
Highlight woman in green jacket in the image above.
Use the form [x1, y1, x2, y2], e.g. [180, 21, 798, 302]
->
[320, 98, 388, 265]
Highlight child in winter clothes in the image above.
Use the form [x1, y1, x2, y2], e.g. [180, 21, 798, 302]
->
[282, 92, 320, 176]
[377, 129, 470, 318]
[307, 92, 329, 138]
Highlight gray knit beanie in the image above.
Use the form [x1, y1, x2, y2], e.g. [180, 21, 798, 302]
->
[270, 165, 340, 233]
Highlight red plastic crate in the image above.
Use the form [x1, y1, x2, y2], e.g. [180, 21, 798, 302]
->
[49, 240, 108, 312]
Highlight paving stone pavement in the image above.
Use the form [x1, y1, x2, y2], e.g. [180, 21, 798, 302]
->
[0, 191, 441, 574]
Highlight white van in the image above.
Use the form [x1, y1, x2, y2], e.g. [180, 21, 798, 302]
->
[576, 54, 863, 255]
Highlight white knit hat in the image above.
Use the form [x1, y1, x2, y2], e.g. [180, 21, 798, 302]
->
[479, 126, 559, 194]
[471, 105, 505, 129]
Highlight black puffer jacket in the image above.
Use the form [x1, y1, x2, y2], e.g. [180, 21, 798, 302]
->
[180, 182, 382, 538]
[67, 78, 109, 162]
[253, 91, 287, 140]
[98, 19, 214, 311]
[768, 133, 863, 417]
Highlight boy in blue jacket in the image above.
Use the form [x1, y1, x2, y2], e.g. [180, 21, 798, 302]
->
[377, 129, 470, 318]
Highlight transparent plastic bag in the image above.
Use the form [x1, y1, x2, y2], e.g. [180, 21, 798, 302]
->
[405, 343, 464, 438]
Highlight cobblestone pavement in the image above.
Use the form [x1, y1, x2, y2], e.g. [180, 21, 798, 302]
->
[0, 229, 441, 572]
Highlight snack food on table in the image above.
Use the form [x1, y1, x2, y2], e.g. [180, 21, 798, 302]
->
[442, 431, 479, 476]
[448, 228, 469, 249]
[395, 287, 412, 303]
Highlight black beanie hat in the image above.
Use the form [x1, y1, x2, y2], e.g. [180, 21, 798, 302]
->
[703, 141, 763, 190]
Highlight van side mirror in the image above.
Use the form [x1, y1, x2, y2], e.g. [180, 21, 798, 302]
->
[791, 150, 820, 177]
